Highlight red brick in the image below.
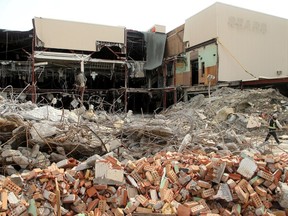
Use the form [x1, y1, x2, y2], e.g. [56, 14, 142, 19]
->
[87, 199, 99, 212]
[86, 186, 97, 197]
[177, 204, 191, 216]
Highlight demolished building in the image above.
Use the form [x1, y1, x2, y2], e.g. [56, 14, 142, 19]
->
[0, 18, 167, 113]
[1, 3, 288, 215]
[1, 2, 288, 113]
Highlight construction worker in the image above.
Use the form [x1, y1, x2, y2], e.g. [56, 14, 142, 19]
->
[264, 113, 282, 144]
[74, 71, 87, 102]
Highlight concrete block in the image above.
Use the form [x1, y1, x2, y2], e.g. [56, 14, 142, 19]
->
[214, 183, 233, 202]
[95, 161, 110, 178]
[278, 182, 288, 208]
[106, 169, 124, 184]
[57, 158, 78, 168]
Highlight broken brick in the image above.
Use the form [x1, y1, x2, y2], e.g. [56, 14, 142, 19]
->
[177, 204, 191, 216]
[86, 186, 97, 197]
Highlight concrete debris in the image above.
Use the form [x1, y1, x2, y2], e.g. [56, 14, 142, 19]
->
[178, 134, 192, 153]
[278, 182, 288, 208]
[214, 107, 234, 123]
[237, 157, 257, 179]
[0, 87, 287, 215]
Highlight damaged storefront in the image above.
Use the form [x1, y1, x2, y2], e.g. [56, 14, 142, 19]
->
[0, 18, 168, 113]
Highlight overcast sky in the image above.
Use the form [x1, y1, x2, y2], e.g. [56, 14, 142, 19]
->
[0, 0, 287, 32]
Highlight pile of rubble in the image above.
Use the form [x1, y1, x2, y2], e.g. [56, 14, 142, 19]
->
[1, 87, 288, 160]
[0, 150, 288, 215]
[0, 87, 288, 215]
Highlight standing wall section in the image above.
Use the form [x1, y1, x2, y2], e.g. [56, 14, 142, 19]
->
[216, 3, 288, 81]
[183, 2, 288, 82]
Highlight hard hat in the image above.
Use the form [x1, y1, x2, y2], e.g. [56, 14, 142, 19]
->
[272, 113, 278, 118]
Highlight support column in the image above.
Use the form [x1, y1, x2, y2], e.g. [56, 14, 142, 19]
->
[173, 59, 177, 104]
[183, 90, 188, 102]
[31, 27, 36, 103]
[124, 64, 128, 113]
[163, 63, 167, 109]
[79, 60, 85, 102]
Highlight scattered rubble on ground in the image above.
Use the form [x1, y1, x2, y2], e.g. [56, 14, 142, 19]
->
[0, 87, 288, 215]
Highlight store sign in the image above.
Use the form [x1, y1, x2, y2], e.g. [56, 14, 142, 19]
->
[228, 16, 267, 34]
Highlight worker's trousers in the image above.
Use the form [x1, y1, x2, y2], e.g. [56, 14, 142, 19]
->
[265, 130, 280, 144]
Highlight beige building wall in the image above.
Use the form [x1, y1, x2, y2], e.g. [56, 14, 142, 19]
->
[34, 17, 125, 52]
[183, 5, 217, 49]
[184, 3, 288, 82]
